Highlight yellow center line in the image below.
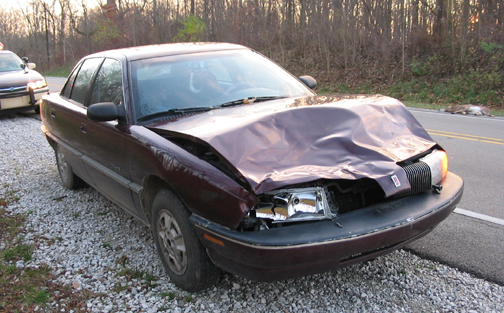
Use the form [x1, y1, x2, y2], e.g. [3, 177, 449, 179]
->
[427, 129, 504, 146]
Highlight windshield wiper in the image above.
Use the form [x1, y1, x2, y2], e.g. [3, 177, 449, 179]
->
[166, 107, 214, 114]
[137, 106, 213, 122]
[219, 96, 286, 108]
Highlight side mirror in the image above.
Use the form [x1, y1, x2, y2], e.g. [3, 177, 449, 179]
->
[298, 75, 317, 89]
[21, 57, 36, 69]
[87, 102, 125, 122]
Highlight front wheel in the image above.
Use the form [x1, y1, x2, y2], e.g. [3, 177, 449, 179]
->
[151, 189, 221, 291]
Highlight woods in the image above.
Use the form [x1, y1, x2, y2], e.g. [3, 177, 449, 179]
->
[1, 0, 503, 107]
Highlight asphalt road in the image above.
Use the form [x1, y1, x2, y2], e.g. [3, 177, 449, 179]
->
[39, 78, 504, 285]
[406, 109, 504, 285]
[46, 76, 66, 93]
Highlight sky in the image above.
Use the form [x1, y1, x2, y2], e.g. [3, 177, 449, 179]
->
[1, 0, 101, 10]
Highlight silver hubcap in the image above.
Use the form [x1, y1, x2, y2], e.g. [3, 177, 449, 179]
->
[157, 210, 187, 275]
[57, 149, 69, 180]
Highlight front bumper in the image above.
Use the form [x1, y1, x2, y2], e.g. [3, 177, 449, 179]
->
[0, 87, 49, 113]
[191, 172, 463, 281]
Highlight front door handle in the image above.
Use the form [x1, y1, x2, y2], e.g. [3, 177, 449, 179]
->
[80, 123, 87, 134]
[50, 109, 56, 118]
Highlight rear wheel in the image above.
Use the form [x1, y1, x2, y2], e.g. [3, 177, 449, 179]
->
[152, 189, 221, 291]
[55, 144, 85, 189]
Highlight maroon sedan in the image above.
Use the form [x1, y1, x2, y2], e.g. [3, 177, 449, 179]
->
[40, 43, 463, 291]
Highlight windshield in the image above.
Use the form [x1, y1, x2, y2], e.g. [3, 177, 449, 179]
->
[0, 53, 23, 73]
[130, 49, 314, 120]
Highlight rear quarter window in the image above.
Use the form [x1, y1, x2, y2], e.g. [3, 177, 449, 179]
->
[61, 63, 81, 99]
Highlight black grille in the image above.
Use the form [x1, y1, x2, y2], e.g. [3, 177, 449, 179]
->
[395, 161, 432, 198]
[326, 179, 385, 214]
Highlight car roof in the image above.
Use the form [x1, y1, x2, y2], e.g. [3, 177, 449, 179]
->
[86, 42, 249, 61]
[0, 50, 18, 56]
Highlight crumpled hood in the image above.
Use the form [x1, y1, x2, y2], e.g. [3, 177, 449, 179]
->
[151, 95, 436, 197]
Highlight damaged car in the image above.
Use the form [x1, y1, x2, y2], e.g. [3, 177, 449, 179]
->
[0, 44, 49, 114]
[40, 43, 464, 292]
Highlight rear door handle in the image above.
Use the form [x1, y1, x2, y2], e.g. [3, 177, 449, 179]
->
[50, 109, 56, 118]
[80, 123, 87, 134]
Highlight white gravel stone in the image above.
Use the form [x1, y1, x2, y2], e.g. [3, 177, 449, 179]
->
[1, 114, 504, 312]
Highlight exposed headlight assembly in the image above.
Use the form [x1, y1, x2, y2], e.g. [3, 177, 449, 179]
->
[255, 187, 334, 223]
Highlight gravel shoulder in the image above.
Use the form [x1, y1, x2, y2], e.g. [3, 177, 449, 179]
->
[1, 115, 503, 313]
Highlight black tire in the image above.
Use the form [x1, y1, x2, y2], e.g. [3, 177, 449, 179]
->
[55, 144, 85, 190]
[151, 189, 221, 291]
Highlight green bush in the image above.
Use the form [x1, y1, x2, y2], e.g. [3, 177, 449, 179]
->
[174, 15, 207, 42]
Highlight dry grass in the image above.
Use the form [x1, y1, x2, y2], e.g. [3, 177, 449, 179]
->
[0, 190, 92, 312]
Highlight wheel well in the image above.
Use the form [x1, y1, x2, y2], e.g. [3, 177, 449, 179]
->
[141, 176, 175, 224]
[45, 135, 56, 151]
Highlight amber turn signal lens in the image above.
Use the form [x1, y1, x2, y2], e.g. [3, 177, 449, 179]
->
[203, 233, 225, 246]
[440, 150, 448, 180]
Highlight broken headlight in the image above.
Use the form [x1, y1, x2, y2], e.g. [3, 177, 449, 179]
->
[254, 187, 334, 223]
